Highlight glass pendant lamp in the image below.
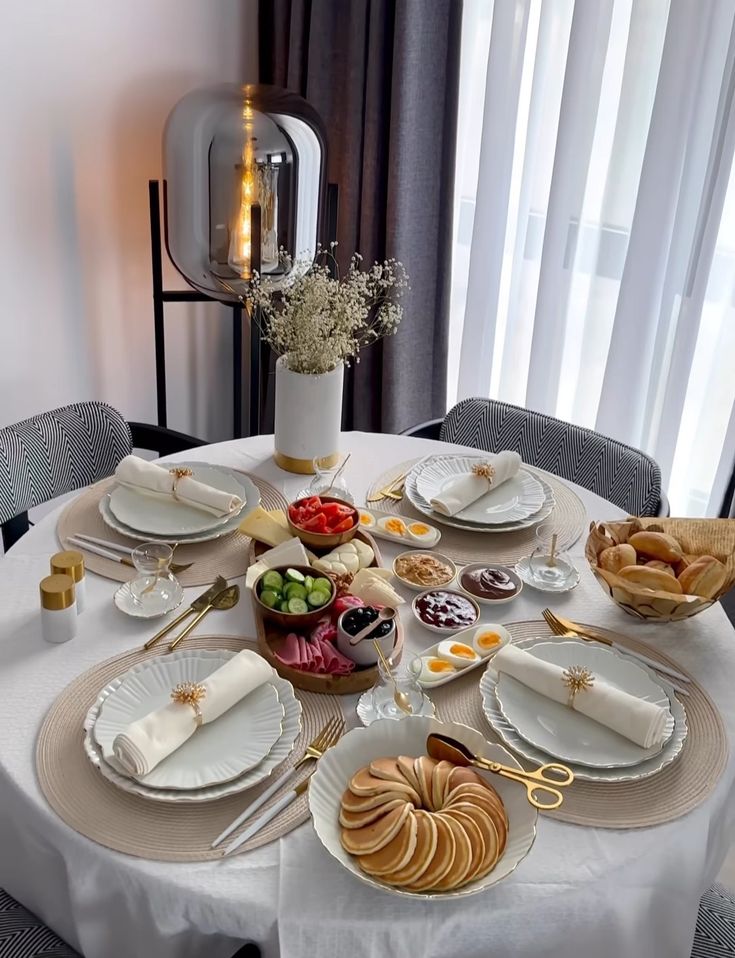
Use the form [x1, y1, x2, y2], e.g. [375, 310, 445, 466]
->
[163, 84, 327, 302]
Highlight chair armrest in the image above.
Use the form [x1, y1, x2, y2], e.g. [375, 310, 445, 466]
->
[399, 418, 442, 440]
[128, 422, 208, 458]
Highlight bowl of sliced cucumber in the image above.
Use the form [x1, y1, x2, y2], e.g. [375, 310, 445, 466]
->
[254, 564, 336, 629]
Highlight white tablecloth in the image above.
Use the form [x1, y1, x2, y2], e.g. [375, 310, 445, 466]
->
[1, 431, 733, 958]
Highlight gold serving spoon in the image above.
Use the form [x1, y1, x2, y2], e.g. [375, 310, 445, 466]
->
[426, 733, 574, 810]
[168, 584, 240, 651]
[372, 639, 413, 715]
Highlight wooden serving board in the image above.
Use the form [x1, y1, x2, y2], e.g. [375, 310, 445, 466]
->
[249, 530, 404, 694]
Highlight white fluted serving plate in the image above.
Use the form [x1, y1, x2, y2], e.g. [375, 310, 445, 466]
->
[93, 649, 284, 790]
[492, 640, 675, 768]
[479, 638, 687, 783]
[83, 661, 302, 802]
[104, 462, 258, 539]
[405, 459, 555, 533]
[413, 455, 545, 524]
[309, 716, 537, 899]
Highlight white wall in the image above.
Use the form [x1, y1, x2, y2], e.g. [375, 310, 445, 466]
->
[0, 0, 257, 440]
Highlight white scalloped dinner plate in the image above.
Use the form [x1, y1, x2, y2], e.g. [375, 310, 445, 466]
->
[83, 659, 302, 802]
[93, 649, 284, 790]
[104, 462, 259, 539]
[414, 455, 545, 524]
[405, 459, 555, 533]
[492, 640, 675, 769]
[479, 638, 687, 783]
[309, 716, 537, 900]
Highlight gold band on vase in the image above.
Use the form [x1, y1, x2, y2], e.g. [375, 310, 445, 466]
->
[273, 450, 339, 475]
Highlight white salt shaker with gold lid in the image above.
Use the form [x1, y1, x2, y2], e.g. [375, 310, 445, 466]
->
[50, 550, 86, 613]
[40, 574, 77, 644]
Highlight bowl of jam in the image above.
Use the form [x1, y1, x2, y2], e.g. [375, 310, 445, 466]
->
[411, 589, 480, 634]
[336, 605, 397, 666]
[458, 564, 523, 605]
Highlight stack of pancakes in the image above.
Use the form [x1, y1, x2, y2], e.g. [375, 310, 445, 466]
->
[339, 755, 508, 892]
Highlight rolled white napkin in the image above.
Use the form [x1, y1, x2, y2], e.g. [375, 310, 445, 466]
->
[113, 649, 273, 777]
[115, 455, 243, 517]
[429, 451, 522, 517]
[492, 644, 669, 749]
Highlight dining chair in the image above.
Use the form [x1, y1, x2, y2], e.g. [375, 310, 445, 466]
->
[0, 888, 80, 956]
[401, 396, 668, 517]
[691, 882, 735, 957]
[0, 401, 207, 551]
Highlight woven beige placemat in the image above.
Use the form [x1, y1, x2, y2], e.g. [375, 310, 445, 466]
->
[56, 473, 288, 587]
[36, 635, 342, 861]
[367, 458, 587, 565]
[430, 620, 728, 828]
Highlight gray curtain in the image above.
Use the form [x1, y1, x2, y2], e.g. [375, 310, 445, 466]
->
[259, 0, 463, 433]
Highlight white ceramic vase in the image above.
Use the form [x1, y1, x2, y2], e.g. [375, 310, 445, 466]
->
[273, 356, 344, 474]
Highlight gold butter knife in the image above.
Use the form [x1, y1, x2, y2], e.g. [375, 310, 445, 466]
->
[143, 576, 227, 650]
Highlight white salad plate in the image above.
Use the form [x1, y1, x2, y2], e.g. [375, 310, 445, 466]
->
[309, 716, 537, 899]
[414, 455, 545, 524]
[492, 640, 675, 769]
[405, 459, 555, 533]
[479, 638, 687, 783]
[108, 462, 253, 536]
[100, 464, 260, 543]
[83, 657, 302, 802]
[93, 649, 285, 790]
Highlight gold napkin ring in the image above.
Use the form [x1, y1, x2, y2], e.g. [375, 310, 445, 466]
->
[171, 681, 206, 726]
[472, 462, 496, 483]
[562, 665, 594, 709]
[169, 467, 193, 501]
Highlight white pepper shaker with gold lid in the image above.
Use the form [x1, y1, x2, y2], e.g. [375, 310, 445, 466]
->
[50, 550, 86, 613]
[40, 574, 77, 644]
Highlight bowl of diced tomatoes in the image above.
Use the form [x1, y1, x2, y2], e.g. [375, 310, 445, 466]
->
[287, 495, 360, 548]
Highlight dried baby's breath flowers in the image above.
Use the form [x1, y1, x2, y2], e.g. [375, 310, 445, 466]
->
[247, 245, 409, 375]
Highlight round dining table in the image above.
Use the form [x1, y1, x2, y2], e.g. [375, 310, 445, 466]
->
[1, 431, 733, 958]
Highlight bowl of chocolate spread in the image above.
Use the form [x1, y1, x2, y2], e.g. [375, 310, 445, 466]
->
[458, 564, 523, 605]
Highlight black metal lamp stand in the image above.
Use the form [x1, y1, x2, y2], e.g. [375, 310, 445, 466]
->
[149, 179, 265, 438]
[149, 180, 339, 439]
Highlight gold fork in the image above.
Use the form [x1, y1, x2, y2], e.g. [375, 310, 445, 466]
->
[366, 471, 408, 503]
[210, 715, 346, 848]
[541, 608, 689, 696]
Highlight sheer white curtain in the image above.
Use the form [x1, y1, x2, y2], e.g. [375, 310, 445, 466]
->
[449, 0, 735, 516]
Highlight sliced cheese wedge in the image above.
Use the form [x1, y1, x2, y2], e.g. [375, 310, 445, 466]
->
[239, 506, 293, 547]
[245, 536, 310, 589]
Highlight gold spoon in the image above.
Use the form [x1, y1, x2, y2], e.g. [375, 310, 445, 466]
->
[168, 584, 240, 651]
[426, 733, 574, 810]
[372, 639, 413, 715]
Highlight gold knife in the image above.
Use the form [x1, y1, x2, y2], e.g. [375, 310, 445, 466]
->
[168, 584, 240, 652]
[143, 576, 227, 650]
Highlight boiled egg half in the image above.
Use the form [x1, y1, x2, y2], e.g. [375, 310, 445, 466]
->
[417, 656, 456, 684]
[437, 640, 480, 668]
[406, 521, 437, 544]
[359, 510, 376, 529]
[377, 515, 408, 538]
[472, 624, 511, 657]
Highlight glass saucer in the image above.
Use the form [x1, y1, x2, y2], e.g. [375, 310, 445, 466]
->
[356, 689, 436, 726]
[515, 555, 580, 593]
[114, 580, 184, 619]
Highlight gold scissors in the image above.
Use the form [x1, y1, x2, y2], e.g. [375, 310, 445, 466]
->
[426, 733, 574, 810]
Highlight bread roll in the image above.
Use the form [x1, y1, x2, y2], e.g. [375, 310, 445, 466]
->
[599, 544, 637, 574]
[677, 555, 727, 599]
[618, 564, 683, 593]
[628, 531, 683, 563]
[645, 560, 676, 577]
